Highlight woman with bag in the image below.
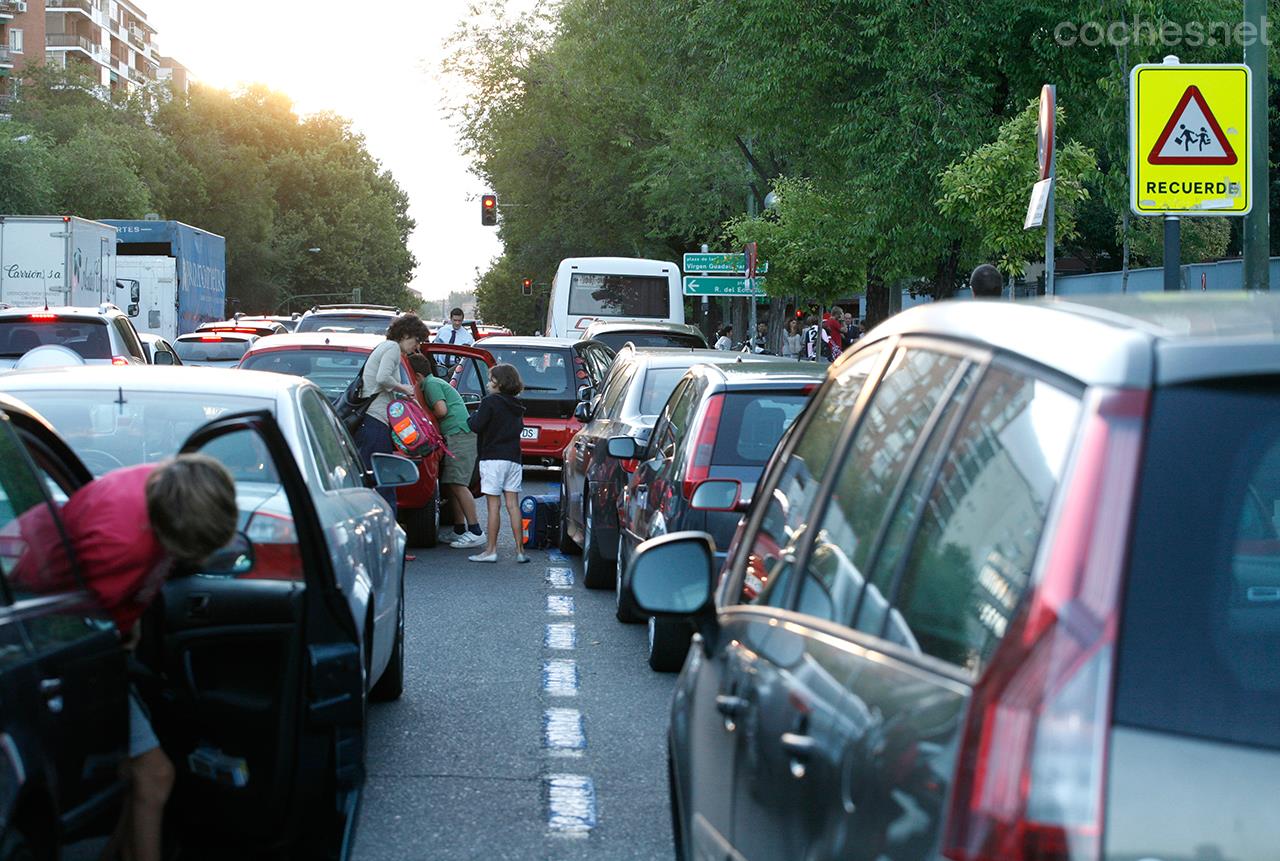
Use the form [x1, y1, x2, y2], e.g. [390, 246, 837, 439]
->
[356, 313, 430, 514]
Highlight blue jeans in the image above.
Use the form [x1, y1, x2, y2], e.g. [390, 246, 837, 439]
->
[355, 416, 397, 515]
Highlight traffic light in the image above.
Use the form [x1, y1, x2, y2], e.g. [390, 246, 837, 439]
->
[521, 278, 533, 295]
[481, 194, 497, 226]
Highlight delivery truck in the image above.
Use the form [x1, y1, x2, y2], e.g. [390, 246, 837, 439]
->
[0, 215, 117, 309]
[105, 219, 226, 339]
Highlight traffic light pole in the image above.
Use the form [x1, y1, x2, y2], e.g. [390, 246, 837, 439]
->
[1243, 0, 1270, 291]
[746, 190, 757, 344]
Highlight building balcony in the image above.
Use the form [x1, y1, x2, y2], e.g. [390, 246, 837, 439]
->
[46, 0, 95, 15]
[46, 32, 109, 65]
[0, 46, 13, 68]
[0, 0, 27, 18]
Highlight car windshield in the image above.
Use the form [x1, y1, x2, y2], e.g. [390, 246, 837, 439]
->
[712, 392, 809, 465]
[639, 367, 692, 415]
[240, 347, 364, 400]
[484, 346, 572, 399]
[175, 336, 253, 363]
[296, 314, 393, 335]
[567, 273, 669, 318]
[6, 389, 276, 476]
[593, 331, 704, 351]
[0, 318, 111, 359]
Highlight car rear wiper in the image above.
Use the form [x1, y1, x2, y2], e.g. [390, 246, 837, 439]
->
[521, 386, 564, 391]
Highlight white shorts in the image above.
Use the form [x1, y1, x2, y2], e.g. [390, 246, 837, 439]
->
[479, 460, 523, 495]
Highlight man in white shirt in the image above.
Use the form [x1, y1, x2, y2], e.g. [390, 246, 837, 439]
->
[434, 308, 477, 348]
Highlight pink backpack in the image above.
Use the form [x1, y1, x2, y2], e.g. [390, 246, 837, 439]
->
[387, 397, 451, 458]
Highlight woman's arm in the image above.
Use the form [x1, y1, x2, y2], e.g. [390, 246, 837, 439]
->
[374, 343, 414, 396]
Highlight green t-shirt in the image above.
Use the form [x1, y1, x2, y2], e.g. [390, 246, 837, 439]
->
[421, 375, 472, 437]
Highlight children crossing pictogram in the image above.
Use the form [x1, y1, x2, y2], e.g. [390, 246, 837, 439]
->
[1148, 85, 1237, 165]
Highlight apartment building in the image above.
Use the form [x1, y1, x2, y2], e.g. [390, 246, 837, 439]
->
[0, 0, 35, 112]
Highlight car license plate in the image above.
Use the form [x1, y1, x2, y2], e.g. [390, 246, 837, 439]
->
[521, 427, 540, 441]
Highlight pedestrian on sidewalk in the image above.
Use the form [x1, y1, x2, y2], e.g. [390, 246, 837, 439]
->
[970, 263, 1004, 298]
[467, 363, 529, 564]
[781, 318, 803, 359]
[714, 324, 734, 351]
[802, 315, 822, 361]
[408, 353, 484, 548]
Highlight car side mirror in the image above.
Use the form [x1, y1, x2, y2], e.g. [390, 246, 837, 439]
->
[153, 350, 175, 366]
[690, 479, 741, 512]
[197, 531, 255, 577]
[574, 401, 592, 423]
[577, 385, 595, 403]
[128, 303, 140, 317]
[629, 531, 717, 619]
[371, 452, 419, 488]
[607, 436, 639, 460]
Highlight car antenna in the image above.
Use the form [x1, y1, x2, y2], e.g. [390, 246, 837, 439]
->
[115, 386, 128, 415]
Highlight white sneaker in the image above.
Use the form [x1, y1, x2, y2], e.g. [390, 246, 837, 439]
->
[515, 554, 531, 564]
[450, 532, 485, 548]
[468, 551, 498, 563]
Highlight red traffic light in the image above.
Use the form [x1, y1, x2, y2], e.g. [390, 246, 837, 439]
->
[482, 195, 496, 208]
[481, 194, 498, 226]
[521, 278, 533, 295]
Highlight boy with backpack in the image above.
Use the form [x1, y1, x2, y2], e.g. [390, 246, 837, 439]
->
[408, 353, 484, 548]
[466, 363, 530, 564]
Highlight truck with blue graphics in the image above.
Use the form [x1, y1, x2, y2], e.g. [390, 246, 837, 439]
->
[104, 220, 226, 340]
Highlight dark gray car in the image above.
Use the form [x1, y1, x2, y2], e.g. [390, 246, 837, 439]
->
[560, 348, 777, 587]
[624, 293, 1280, 861]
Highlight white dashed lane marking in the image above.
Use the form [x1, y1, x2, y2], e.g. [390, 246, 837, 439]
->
[543, 707, 586, 753]
[545, 774, 597, 836]
[545, 567, 574, 589]
[545, 623, 576, 650]
[542, 659, 579, 697]
[546, 595, 575, 616]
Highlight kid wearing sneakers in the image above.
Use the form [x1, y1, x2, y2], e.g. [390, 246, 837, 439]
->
[467, 363, 529, 563]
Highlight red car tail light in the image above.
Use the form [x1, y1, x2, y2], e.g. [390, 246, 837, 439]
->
[682, 394, 724, 500]
[111, 356, 130, 366]
[621, 457, 639, 474]
[942, 389, 1148, 861]
[243, 511, 304, 581]
[28, 313, 57, 322]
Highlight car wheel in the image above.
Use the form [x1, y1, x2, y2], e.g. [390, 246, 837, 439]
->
[581, 491, 615, 590]
[558, 480, 581, 555]
[369, 573, 405, 702]
[402, 483, 439, 548]
[615, 532, 642, 624]
[648, 616, 692, 672]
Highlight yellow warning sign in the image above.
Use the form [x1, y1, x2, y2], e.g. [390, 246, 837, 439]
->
[1130, 63, 1251, 216]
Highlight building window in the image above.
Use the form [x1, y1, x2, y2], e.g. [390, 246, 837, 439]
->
[9, 28, 23, 54]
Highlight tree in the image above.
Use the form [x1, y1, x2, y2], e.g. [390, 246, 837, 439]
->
[938, 101, 1098, 278]
[0, 128, 55, 214]
[50, 125, 152, 219]
[475, 254, 543, 334]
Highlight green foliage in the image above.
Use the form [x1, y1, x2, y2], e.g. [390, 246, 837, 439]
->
[1128, 216, 1232, 266]
[938, 102, 1098, 277]
[8, 65, 416, 314]
[0, 127, 55, 214]
[475, 254, 543, 335]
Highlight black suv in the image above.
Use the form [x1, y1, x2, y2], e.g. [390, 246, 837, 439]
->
[560, 347, 774, 587]
[625, 293, 1280, 861]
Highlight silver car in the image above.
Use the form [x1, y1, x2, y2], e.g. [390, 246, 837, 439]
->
[0, 365, 410, 704]
[0, 305, 148, 369]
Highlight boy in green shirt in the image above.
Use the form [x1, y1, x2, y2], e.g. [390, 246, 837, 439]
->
[409, 354, 484, 547]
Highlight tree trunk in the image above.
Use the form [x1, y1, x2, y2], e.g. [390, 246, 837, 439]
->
[865, 273, 891, 328]
[766, 295, 785, 354]
[933, 241, 962, 301]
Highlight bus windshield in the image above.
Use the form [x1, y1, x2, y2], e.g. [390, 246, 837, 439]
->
[567, 273, 669, 318]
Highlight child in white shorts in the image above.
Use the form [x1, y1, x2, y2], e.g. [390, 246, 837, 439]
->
[467, 363, 529, 563]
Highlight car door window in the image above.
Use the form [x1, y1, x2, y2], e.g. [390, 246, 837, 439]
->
[300, 390, 361, 491]
[649, 380, 689, 461]
[796, 349, 969, 628]
[0, 420, 77, 601]
[598, 362, 636, 418]
[890, 367, 1081, 670]
[736, 350, 884, 606]
[661, 382, 700, 462]
[113, 317, 145, 360]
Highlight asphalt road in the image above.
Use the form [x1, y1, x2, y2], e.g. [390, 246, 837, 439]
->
[354, 475, 678, 860]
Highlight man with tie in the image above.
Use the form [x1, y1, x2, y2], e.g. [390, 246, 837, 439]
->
[433, 308, 476, 368]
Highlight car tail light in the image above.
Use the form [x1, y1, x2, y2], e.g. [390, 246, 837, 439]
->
[28, 313, 57, 322]
[200, 335, 223, 342]
[243, 511, 303, 581]
[942, 389, 1148, 861]
[573, 355, 588, 381]
[682, 394, 724, 499]
[111, 356, 130, 366]
[621, 457, 639, 474]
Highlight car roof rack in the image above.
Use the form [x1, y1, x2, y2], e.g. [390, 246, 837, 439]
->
[312, 304, 401, 312]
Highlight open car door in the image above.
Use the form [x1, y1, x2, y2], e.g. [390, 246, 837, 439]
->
[421, 343, 494, 413]
[147, 411, 363, 858]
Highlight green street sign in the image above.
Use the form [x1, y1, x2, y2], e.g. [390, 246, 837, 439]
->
[682, 253, 769, 274]
[683, 276, 766, 296]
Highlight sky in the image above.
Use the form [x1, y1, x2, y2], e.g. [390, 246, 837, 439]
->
[140, 0, 506, 302]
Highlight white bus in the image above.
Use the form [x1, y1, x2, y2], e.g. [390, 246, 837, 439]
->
[544, 256, 683, 339]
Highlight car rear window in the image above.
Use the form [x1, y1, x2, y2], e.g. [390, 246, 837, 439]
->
[593, 332, 705, 351]
[567, 273, 669, 318]
[639, 367, 691, 415]
[1115, 381, 1280, 751]
[174, 336, 253, 363]
[296, 314, 393, 335]
[485, 346, 572, 400]
[240, 348, 365, 399]
[0, 318, 111, 359]
[712, 392, 808, 466]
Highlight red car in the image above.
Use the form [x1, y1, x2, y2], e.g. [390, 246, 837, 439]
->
[476, 336, 615, 466]
[238, 332, 493, 545]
